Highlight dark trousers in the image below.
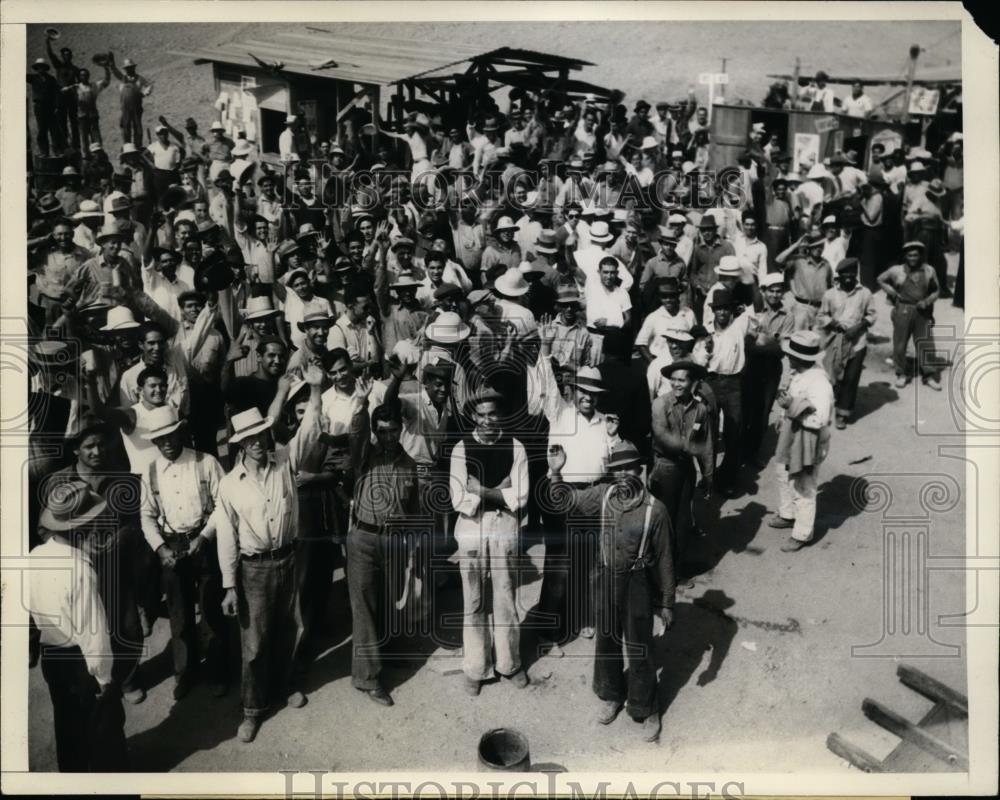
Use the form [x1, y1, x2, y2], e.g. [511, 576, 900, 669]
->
[40, 645, 128, 772]
[92, 529, 145, 694]
[346, 528, 406, 690]
[34, 104, 65, 156]
[294, 492, 338, 666]
[835, 347, 867, 415]
[891, 303, 938, 379]
[743, 355, 783, 459]
[152, 168, 181, 205]
[78, 114, 103, 152]
[120, 106, 143, 145]
[592, 566, 658, 721]
[648, 459, 694, 567]
[59, 91, 80, 150]
[706, 373, 743, 489]
[236, 551, 300, 716]
[161, 537, 228, 683]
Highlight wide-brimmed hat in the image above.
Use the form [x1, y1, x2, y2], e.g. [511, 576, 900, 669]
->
[667, 213, 688, 226]
[98, 306, 140, 332]
[39, 482, 108, 532]
[925, 178, 947, 199]
[276, 241, 301, 265]
[241, 296, 280, 321]
[425, 311, 471, 344]
[806, 163, 830, 180]
[390, 236, 415, 253]
[572, 365, 606, 394]
[492, 215, 519, 234]
[141, 405, 186, 440]
[588, 221, 613, 243]
[760, 272, 785, 289]
[72, 200, 104, 221]
[660, 359, 706, 380]
[836, 257, 860, 275]
[606, 441, 642, 471]
[95, 224, 124, 244]
[535, 229, 558, 254]
[555, 285, 582, 305]
[467, 288, 494, 307]
[232, 160, 256, 186]
[782, 330, 825, 362]
[32, 58, 50, 71]
[229, 407, 274, 443]
[493, 267, 530, 297]
[465, 385, 505, 415]
[194, 250, 235, 292]
[107, 195, 133, 214]
[714, 255, 742, 277]
[433, 282, 464, 301]
[296, 310, 334, 332]
[697, 216, 719, 229]
[482, 116, 500, 132]
[662, 329, 695, 343]
[902, 240, 926, 254]
[638, 135, 659, 152]
[37, 194, 62, 215]
[231, 139, 253, 157]
[296, 223, 322, 243]
[390, 273, 422, 292]
[802, 232, 825, 248]
[709, 288, 738, 308]
[122, 57, 137, 68]
[518, 260, 547, 277]
[29, 340, 77, 369]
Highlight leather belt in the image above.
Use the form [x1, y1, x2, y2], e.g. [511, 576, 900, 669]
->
[240, 542, 295, 561]
[793, 295, 822, 308]
[353, 519, 382, 534]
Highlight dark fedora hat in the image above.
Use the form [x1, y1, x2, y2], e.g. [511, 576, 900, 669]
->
[660, 359, 706, 380]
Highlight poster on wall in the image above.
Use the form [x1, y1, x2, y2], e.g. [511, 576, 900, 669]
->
[908, 86, 940, 115]
[793, 132, 820, 172]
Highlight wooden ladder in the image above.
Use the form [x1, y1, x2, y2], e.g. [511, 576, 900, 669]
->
[826, 663, 969, 772]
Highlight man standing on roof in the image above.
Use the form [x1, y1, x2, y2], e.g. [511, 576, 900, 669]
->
[107, 53, 152, 146]
[842, 82, 874, 118]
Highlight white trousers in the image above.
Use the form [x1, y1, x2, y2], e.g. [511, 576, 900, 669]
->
[454, 510, 521, 681]
[776, 463, 819, 542]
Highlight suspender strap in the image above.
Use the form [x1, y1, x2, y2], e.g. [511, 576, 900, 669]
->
[635, 496, 655, 563]
[599, 486, 615, 569]
[600, 491, 656, 569]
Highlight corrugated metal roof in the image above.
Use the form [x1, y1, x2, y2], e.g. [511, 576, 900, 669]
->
[182, 29, 594, 87]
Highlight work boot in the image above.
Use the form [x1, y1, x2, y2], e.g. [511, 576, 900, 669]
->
[780, 537, 807, 552]
[579, 626, 595, 640]
[768, 515, 794, 529]
[638, 714, 661, 742]
[895, 375, 908, 389]
[835, 413, 848, 430]
[923, 376, 942, 391]
[123, 686, 146, 705]
[504, 670, 529, 689]
[237, 716, 261, 743]
[286, 691, 307, 709]
[597, 700, 623, 725]
[463, 676, 482, 696]
[544, 642, 565, 658]
[173, 674, 195, 701]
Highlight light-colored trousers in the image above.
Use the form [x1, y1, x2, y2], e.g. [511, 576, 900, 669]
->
[776, 463, 819, 541]
[455, 510, 522, 681]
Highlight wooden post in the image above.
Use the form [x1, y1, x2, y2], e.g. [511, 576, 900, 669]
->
[902, 44, 920, 125]
[791, 56, 800, 102]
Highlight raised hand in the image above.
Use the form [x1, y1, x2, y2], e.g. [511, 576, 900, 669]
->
[304, 363, 325, 387]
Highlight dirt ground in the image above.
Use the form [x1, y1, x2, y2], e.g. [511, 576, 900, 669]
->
[24, 20, 969, 774]
[28, 280, 969, 773]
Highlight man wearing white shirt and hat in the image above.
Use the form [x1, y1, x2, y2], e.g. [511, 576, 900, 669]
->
[768, 331, 834, 551]
[819, 214, 847, 269]
[72, 199, 105, 254]
[493, 266, 537, 335]
[230, 295, 283, 378]
[573, 220, 634, 290]
[139, 405, 229, 700]
[702, 255, 752, 333]
[278, 114, 298, 161]
[216, 366, 324, 743]
[585, 256, 632, 333]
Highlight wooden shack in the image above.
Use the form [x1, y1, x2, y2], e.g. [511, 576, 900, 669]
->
[709, 104, 908, 173]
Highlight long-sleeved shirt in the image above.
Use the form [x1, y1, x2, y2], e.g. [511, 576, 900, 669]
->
[353, 446, 421, 529]
[708, 308, 757, 375]
[689, 238, 736, 292]
[139, 447, 224, 551]
[28, 538, 114, 686]
[550, 481, 675, 607]
[215, 399, 321, 588]
[816, 285, 878, 353]
[527, 353, 612, 482]
[329, 313, 379, 366]
[449, 432, 529, 523]
[650, 390, 714, 479]
[397, 389, 452, 468]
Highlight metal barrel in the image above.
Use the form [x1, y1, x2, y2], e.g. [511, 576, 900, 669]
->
[477, 728, 530, 771]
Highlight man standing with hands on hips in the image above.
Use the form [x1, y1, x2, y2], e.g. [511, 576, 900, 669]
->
[215, 364, 325, 743]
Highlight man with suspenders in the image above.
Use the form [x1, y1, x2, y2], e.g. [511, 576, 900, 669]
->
[138, 405, 228, 700]
[547, 440, 676, 743]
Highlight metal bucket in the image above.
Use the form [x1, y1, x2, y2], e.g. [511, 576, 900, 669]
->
[478, 728, 530, 771]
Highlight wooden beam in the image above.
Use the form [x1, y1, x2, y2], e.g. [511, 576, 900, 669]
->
[897, 665, 968, 715]
[862, 699, 969, 770]
[825, 733, 885, 772]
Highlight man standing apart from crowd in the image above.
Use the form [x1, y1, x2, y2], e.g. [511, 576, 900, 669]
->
[547, 441, 674, 743]
[215, 366, 324, 743]
[449, 388, 530, 696]
[769, 331, 834, 551]
[877, 241, 942, 391]
[108, 53, 152, 145]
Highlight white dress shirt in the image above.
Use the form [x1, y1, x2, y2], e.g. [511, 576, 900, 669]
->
[140, 447, 224, 552]
[584, 281, 631, 328]
[28, 538, 114, 686]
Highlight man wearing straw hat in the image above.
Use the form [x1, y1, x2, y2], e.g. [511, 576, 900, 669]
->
[449, 386, 530, 695]
[107, 53, 153, 145]
[215, 365, 325, 743]
[769, 331, 834, 551]
[775, 231, 834, 331]
[138, 405, 229, 700]
[481, 216, 523, 283]
[546, 440, 674, 742]
[33, 219, 92, 323]
[29, 482, 129, 771]
[229, 296, 283, 379]
[27, 57, 66, 156]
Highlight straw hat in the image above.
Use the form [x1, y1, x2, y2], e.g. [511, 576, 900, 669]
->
[606, 442, 643, 471]
[296, 310, 334, 332]
[493, 215, 519, 234]
[493, 267, 530, 297]
[555, 285, 582, 306]
[100, 306, 140, 332]
[782, 330, 825, 363]
[714, 255, 742, 277]
[572, 365, 606, 394]
[390, 273, 422, 292]
[588, 221, 613, 243]
[229, 407, 275, 443]
[535, 229, 559, 254]
[760, 272, 785, 289]
[72, 200, 104, 221]
[660, 360, 706, 380]
[425, 311, 471, 344]
[39, 482, 108, 532]
[141, 405, 186, 440]
[95, 224, 124, 244]
[241, 296, 280, 321]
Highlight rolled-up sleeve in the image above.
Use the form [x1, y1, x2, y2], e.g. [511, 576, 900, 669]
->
[449, 440, 481, 518]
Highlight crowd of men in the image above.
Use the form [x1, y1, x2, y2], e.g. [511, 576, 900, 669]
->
[25, 37, 965, 767]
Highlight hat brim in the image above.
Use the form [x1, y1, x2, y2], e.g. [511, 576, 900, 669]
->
[39, 498, 108, 532]
[242, 308, 280, 321]
[606, 456, 642, 470]
[572, 379, 607, 394]
[494, 284, 529, 297]
[781, 341, 824, 362]
[141, 419, 186, 441]
[426, 325, 472, 344]
[99, 320, 141, 332]
[534, 244, 558, 254]
[296, 318, 333, 332]
[493, 225, 519, 234]
[230, 416, 275, 443]
[589, 234, 614, 244]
